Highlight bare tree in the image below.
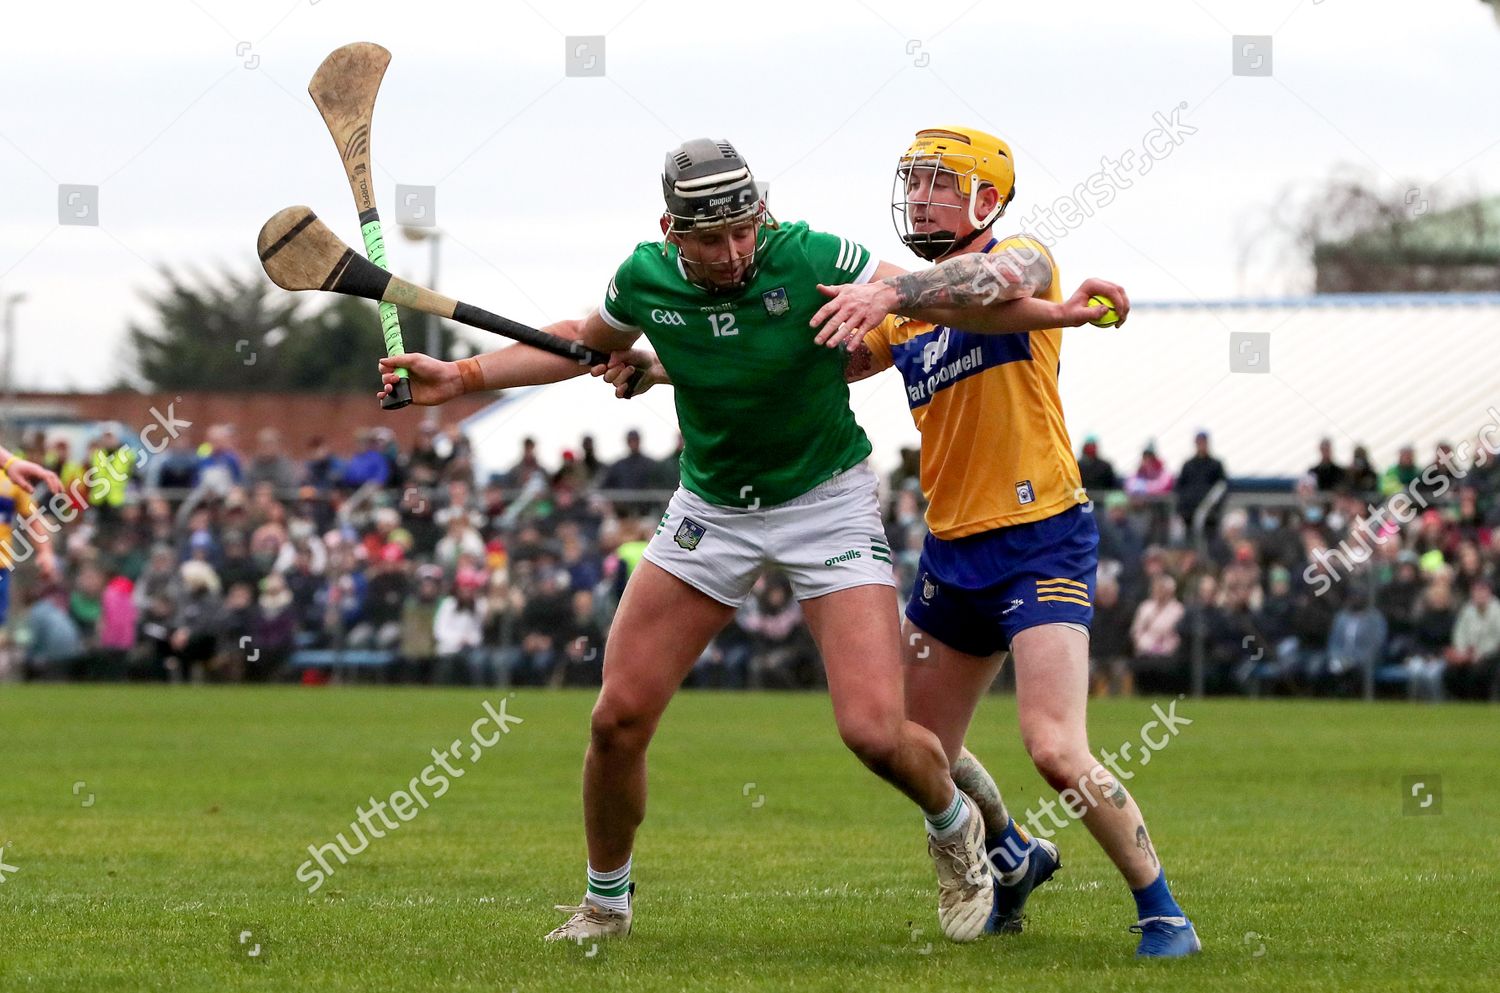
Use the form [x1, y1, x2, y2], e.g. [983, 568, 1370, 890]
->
[1237, 166, 1499, 295]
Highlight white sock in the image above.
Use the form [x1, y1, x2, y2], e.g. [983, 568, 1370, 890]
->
[585, 856, 632, 913]
[924, 789, 971, 841]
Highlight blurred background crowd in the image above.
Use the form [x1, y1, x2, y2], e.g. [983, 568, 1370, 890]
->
[3, 421, 1499, 702]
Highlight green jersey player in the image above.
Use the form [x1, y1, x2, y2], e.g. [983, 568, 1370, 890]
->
[598, 215, 874, 507]
[378, 138, 1066, 945]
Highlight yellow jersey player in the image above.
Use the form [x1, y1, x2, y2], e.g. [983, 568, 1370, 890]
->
[1, 449, 61, 643]
[812, 127, 1199, 958]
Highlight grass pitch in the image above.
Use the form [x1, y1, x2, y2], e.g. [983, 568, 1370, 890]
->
[0, 686, 1495, 992]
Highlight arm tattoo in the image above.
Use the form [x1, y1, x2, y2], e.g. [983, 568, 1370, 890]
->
[953, 750, 1010, 830]
[886, 245, 1053, 310]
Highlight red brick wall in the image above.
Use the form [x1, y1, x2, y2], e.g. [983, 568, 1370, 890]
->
[9, 391, 495, 456]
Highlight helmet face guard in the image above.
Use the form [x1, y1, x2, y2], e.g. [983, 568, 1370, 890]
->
[891, 128, 1015, 262]
[662, 138, 772, 293]
[892, 153, 1002, 261]
[664, 201, 771, 294]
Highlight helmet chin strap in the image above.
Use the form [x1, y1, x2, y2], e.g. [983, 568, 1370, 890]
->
[936, 225, 991, 261]
[904, 224, 990, 262]
[698, 271, 751, 295]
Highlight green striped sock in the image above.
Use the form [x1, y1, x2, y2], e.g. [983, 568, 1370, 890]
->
[585, 857, 632, 913]
[925, 789, 970, 840]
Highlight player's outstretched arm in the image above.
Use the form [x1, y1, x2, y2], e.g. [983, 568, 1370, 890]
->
[812, 256, 1130, 346]
[377, 310, 640, 403]
[0, 449, 62, 495]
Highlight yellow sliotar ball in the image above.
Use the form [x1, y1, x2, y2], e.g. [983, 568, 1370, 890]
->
[1088, 294, 1120, 327]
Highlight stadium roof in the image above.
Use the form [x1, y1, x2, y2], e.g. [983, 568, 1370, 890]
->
[461, 293, 1500, 485]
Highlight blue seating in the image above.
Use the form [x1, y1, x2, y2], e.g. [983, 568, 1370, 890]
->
[289, 649, 397, 670]
[1374, 665, 1413, 685]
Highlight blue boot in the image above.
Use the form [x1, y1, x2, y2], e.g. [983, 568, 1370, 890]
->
[1131, 915, 1201, 957]
[985, 838, 1060, 934]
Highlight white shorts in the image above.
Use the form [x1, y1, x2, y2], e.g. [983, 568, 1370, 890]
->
[642, 462, 896, 607]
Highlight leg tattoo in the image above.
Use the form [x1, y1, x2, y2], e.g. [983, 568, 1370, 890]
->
[1135, 824, 1158, 868]
[953, 748, 1010, 833]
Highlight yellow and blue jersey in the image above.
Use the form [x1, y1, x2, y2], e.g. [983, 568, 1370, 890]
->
[0, 470, 36, 623]
[0, 470, 36, 571]
[865, 233, 1096, 652]
[863, 233, 1086, 540]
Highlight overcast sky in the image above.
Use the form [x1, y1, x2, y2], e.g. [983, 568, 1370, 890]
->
[2, 0, 1498, 462]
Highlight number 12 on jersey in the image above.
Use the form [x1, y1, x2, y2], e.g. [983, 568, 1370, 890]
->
[709, 313, 739, 337]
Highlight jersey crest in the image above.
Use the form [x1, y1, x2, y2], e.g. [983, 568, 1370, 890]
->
[674, 518, 707, 550]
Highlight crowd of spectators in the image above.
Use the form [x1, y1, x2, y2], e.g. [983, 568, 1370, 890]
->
[0, 421, 819, 690]
[1068, 433, 1500, 701]
[4, 421, 1499, 703]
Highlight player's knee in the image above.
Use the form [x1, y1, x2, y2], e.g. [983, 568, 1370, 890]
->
[589, 697, 656, 755]
[1024, 732, 1088, 792]
[838, 717, 902, 773]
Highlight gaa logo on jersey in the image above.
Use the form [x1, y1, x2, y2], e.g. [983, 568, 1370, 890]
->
[651, 309, 687, 326]
[674, 518, 707, 551]
[761, 287, 789, 317]
[1015, 480, 1036, 505]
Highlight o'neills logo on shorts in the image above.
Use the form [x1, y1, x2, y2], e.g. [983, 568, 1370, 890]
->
[824, 550, 862, 566]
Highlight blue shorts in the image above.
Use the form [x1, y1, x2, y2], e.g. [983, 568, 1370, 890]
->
[905, 505, 1098, 657]
[0, 569, 10, 626]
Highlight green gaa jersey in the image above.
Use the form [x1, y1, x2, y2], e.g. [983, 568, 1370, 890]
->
[599, 221, 877, 508]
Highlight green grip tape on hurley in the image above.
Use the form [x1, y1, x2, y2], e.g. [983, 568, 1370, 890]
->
[361, 219, 409, 381]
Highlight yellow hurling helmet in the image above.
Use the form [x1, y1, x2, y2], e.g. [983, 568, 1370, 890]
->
[893, 126, 1016, 260]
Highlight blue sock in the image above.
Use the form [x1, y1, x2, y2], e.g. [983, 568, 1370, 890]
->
[1131, 869, 1184, 920]
[986, 818, 1035, 876]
